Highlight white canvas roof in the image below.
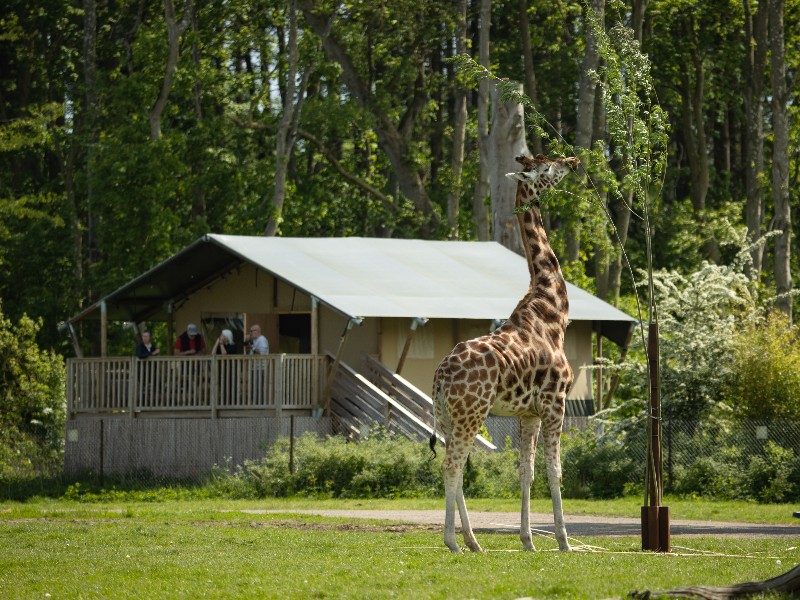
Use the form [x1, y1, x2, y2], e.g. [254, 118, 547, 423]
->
[210, 235, 636, 337]
[73, 234, 637, 346]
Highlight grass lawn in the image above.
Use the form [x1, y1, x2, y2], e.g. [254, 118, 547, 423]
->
[1, 497, 798, 599]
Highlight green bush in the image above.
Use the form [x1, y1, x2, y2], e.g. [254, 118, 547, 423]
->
[0, 304, 66, 479]
[673, 455, 739, 499]
[206, 427, 645, 501]
[209, 429, 443, 499]
[728, 312, 800, 421]
[743, 441, 797, 503]
[562, 429, 637, 499]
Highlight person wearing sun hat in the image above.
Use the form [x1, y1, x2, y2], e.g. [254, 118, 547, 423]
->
[175, 323, 206, 355]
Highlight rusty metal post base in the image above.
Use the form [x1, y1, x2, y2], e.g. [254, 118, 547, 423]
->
[641, 505, 671, 552]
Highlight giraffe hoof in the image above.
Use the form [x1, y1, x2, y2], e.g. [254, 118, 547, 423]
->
[522, 543, 536, 552]
[559, 543, 572, 552]
[467, 543, 484, 553]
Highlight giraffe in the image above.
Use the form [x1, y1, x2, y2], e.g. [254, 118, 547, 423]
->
[431, 153, 580, 553]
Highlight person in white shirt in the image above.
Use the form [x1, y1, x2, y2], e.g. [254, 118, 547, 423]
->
[246, 324, 269, 355]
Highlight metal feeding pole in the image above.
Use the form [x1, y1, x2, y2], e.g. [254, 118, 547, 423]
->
[641, 190, 670, 552]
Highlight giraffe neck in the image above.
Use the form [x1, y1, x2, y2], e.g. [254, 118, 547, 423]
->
[513, 200, 569, 327]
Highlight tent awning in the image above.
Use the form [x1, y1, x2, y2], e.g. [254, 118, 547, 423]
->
[70, 235, 637, 346]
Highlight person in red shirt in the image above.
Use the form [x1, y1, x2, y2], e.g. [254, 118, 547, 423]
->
[175, 323, 206, 355]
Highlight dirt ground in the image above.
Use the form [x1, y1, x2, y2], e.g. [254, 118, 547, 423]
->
[245, 509, 800, 538]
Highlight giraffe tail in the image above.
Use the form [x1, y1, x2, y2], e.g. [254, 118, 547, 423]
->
[429, 377, 444, 459]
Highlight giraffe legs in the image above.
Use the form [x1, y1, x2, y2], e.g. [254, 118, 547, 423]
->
[442, 440, 483, 553]
[519, 416, 542, 551]
[542, 426, 571, 551]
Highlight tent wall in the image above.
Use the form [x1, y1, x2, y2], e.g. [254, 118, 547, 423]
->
[377, 317, 594, 402]
[172, 264, 596, 402]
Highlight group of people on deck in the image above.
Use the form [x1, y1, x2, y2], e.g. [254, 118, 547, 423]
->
[135, 323, 269, 359]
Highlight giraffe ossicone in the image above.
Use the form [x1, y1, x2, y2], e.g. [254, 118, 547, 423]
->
[431, 153, 580, 554]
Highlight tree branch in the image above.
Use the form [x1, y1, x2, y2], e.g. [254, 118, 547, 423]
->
[297, 127, 399, 214]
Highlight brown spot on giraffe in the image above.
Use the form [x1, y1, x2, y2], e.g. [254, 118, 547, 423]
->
[431, 154, 579, 553]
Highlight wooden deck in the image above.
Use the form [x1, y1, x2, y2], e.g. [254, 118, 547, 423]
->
[66, 355, 329, 418]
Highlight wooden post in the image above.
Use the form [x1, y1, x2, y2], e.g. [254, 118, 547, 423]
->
[595, 322, 603, 413]
[641, 321, 670, 552]
[322, 318, 361, 412]
[275, 354, 284, 418]
[67, 321, 83, 358]
[100, 300, 108, 357]
[129, 357, 137, 419]
[396, 318, 427, 375]
[210, 355, 218, 419]
[311, 297, 320, 409]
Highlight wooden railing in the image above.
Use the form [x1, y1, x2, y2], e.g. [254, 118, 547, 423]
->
[328, 355, 443, 444]
[361, 354, 497, 451]
[66, 355, 328, 418]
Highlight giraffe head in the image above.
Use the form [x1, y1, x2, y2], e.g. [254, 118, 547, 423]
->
[505, 154, 579, 208]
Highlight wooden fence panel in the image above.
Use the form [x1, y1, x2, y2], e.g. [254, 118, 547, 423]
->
[63, 417, 335, 479]
[66, 355, 328, 418]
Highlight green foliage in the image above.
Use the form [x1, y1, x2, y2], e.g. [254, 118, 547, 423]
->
[0, 302, 66, 478]
[728, 312, 800, 421]
[205, 428, 645, 501]
[604, 231, 773, 426]
[562, 429, 637, 499]
[674, 436, 799, 503]
[209, 430, 443, 499]
[744, 441, 797, 503]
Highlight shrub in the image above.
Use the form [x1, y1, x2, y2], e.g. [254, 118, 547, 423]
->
[728, 312, 800, 421]
[204, 426, 648, 500]
[208, 429, 444, 499]
[743, 441, 797, 503]
[0, 304, 66, 479]
[562, 429, 637, 499]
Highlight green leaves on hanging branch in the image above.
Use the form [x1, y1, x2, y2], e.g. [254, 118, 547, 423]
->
[586, 1, 669, 209]
[447, 54, 553, 151]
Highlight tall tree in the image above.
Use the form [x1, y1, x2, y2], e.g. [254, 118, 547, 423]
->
[742, 0, 769, 275]
[447, 0, 468, 238]
[265, 0, 311, 237]
[298, 0, 445, 235]
[769, 0, 792, 319]
[472, 0, 492, 241]
[489, 84, 530, 255]
[518, 0, 542, 156]
[149, 0, 192, 140]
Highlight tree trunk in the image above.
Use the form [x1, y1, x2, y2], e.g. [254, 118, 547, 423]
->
[518, 0, 542, 156]
[679, 32, 718, 262]
[298, 0, 439, 235]
[82, 0, 98, 274]
[605, 0, 645, 303]
[472, 0, 491, 241]
[570, 0, 605, 265]
[266, 0, 305, 237]
[489, 83, 530, 256]
[607, 190, 633, 305]
[742, 0, 768, 275]
[769, 0, 792, 320]
[592, 82, 610, 300]
[149, 0, 192, 141]
[575, 0, 604, 151]
[447, 0, 468, 238]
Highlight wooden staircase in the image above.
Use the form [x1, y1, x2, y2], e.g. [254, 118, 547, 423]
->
[328, 353, 496, 451]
